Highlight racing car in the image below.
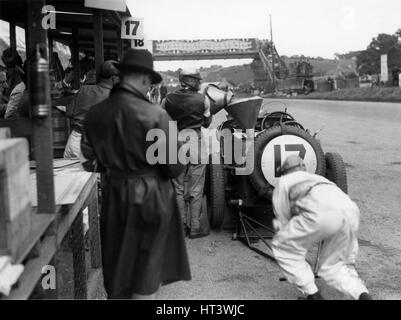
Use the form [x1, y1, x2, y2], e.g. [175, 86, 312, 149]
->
[203, 88, 348, 256]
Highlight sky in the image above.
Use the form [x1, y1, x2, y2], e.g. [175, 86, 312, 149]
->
[127, 0, 401, 71]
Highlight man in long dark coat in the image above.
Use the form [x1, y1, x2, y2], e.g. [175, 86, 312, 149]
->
[81, 49, 191, 299]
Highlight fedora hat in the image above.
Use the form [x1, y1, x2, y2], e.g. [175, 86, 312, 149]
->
[114, 49, 162, 84]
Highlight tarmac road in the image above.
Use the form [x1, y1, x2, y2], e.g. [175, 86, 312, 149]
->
[157, 98, 401, 300]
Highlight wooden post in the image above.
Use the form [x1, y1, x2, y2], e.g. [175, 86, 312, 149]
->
[9, 22, 16, 50]
[72, 27, 80, 90]
[88, 184, 101, 269]
[93, 9, 104, 83]
[26, 0, 55, 214]
[117, 30, 123, 61]
[48, 36, 53, 68]
[71, 210, 87, 299]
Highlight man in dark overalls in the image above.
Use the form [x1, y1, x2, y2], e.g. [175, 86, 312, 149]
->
[163, 68, 212, 239]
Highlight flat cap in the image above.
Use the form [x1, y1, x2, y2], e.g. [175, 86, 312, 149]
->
[279, 155, 307, 176]
[100, 60, 119, 79]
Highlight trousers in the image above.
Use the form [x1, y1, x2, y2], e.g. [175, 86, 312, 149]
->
[172, 163, 206, 230]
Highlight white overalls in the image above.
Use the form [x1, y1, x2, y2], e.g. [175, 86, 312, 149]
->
[271, 171, 369, 299]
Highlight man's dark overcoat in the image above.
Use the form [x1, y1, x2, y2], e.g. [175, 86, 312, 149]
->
[81, 82, 191, 298]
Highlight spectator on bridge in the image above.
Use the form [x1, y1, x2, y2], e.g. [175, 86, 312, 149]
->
[80, 49, 190, 299]
[63, 60, 119, 159]
[271, 155, 372, 300]
[163, 67, 212, 239]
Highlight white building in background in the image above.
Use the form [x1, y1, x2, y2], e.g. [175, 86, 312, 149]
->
[381, 54, 388, 83]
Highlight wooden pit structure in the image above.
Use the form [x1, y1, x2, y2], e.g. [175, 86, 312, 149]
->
[0, 0, 132, 299]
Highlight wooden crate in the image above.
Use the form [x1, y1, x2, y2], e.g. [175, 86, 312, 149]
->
[0, 138, 32, 261]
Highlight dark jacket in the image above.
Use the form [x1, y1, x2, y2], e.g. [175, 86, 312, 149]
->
[68, 79, 113, 132]
[160, 85, 168, 100]
[81, 82, 190, 298]
[164, 88, 211, 131]
[4, 81, 26, 119]
[4, 68, 21, 99]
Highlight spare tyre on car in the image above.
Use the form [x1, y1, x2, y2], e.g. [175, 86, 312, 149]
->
[250, 125, 326, 199]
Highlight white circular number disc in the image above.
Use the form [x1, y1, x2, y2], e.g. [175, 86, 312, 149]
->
[261, 135, 318, 187]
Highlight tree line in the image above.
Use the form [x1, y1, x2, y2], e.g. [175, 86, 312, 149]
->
[354, 29, 401, 75]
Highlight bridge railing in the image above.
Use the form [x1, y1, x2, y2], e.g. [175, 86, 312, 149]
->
[258, 48, 275, 84]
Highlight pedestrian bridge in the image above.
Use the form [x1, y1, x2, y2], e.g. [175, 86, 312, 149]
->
[152, 38, 288, 90]
[152, 38, 261, 61]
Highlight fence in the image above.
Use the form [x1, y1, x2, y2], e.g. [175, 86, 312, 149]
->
[314, 78, 360, 92]
[1, 170, 103, 300]
[335, 78, 360, 90]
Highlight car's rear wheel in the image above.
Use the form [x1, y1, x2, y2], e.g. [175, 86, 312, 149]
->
[205, 157, 226, 228]
[325, 152, 348, 193]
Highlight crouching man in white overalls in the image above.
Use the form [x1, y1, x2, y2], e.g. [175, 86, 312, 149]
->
[271, 155, 372, 300]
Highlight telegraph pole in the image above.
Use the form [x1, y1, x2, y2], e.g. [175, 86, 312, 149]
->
[270, 14, 276, 92]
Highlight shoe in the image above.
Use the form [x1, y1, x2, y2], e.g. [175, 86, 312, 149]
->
[359, 292, 373, 300]
[189, 229, 208, 239]
[298, 291, 324, 300]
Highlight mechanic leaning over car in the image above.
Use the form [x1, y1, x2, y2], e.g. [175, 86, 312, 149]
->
[271, 155, 372, 300]
[163, 68, 212, 239]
